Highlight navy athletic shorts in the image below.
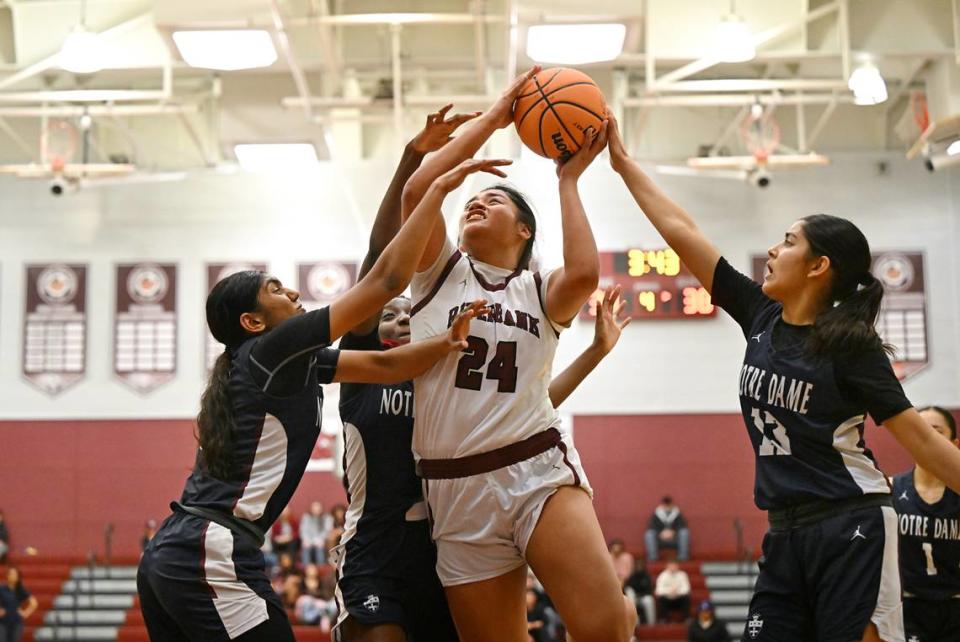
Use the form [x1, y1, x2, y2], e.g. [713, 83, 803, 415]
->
[903, 597, 960, 642]
[743, 503, 902, 642]
[334, 519, 458, 641]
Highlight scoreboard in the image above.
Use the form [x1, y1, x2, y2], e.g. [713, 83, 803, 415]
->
[580, 249, 716, 320]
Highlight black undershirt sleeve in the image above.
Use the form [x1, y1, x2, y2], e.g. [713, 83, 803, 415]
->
[247, 307, 336, 396]
[710, 257, 775, 338]
[834, 347, 912, 424]
[338, 328, 383, 408]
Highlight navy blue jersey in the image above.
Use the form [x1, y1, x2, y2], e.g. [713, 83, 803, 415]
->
[893, 470, 960, 600]
[712, 258, 911, 510]
[335, 328, 424, 578]
[179, 307, 340, 532]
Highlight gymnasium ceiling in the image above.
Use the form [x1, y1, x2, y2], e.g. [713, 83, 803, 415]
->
[0, 0, 957, 169]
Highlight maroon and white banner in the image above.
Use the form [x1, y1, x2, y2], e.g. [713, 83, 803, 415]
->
[23, 264, 87, 395]
[114, 263, 177, 393]
[297, 261, 356, 310]
[205, 262, 268, 371]
[751, 251, 928, 381]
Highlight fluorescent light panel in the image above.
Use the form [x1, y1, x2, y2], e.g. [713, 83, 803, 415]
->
[526, 24, 626, 65]
[59, 27, 108, 74]
[713, 15, 755, 63]
[234, 144, 320, 172]
[947, 139, 960, 156]
[173, 30, 277, 71]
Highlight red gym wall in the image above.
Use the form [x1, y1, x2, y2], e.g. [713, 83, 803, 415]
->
[0, 413, 940, 559]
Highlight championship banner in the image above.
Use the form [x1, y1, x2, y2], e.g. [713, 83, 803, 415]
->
[23, 264, 87, 395]
[205, 262, 267, 371]
[297, 261, 357, 310]
[114, 263, 177, 393]
[750, 251, 928, 381]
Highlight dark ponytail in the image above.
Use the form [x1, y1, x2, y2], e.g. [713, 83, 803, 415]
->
[801, 214, 892, 358]
[197, 270, 264, 479]
[490, 183, 537, 271]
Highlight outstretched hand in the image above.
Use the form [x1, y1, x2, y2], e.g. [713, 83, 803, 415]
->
[592, 285, 631, 354]
[410, 104, 483, 154]
[487, 66, 542, 129]
[436, 158, 512, 193]
[555, 119, 609, 181]
[606, 107, 632, 174]
[448, 300, 489, 350]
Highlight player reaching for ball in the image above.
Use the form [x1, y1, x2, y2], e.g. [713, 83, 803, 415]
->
[605, 110, 960, 642]
[397, 68, 637, 642]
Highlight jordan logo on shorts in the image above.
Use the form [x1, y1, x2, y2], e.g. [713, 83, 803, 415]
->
[851, 525, 866, 541]
[747, 613, 763, 638]
[908, 636, 920, 642]
[363, 594, 380, 612]
[751, 332, 765, 342]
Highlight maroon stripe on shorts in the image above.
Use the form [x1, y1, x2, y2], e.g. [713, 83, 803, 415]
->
[417, 428, 561, 479]
[556, 438, 581, 488]
[411, 250, 462, 317]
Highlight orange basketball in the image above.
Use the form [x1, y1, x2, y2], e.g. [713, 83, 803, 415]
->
[513, 68, 606, 161]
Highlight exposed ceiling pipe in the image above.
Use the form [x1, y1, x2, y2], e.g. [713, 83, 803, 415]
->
[0, 104, 199, 117]
[0, 89, 171, 103]
[390, 23, 403, 150]
[267, 0, 314, 122]
[308, 0, 342, 95]
[664, 79, 850, 93]
[625, 93, 854, 107]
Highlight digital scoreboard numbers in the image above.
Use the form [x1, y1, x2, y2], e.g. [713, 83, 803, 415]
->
[580, 249, 716, 320]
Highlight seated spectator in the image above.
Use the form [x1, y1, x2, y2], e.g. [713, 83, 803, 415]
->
[0, 511, 8, 563]
[525, 589, 549, 642]
[525, 570, 561, 640]
[261, 535, 278, 574]
[140, 519, 158, 552]
[0, 567, 38, 642]
[654, 561, 691, 623]
[300, 501, 331, 567]
[645, 495, 690, 561]
[271, 506, 300, 558]
[688, 600, 731, 642]
[609, 538, 635, 586]
[324, 503, 347, 551]
[625, 558, 656, 625]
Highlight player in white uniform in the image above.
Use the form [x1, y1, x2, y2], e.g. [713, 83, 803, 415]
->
[399, 67, 637, 642]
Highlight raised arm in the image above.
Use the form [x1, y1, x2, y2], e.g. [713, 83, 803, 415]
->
[327, 158, 512, 341]
[548, 285, 630, 407]
[333, 301, 486, 384]
[543, 121, 608, 324]
[607, 110, 722, 293]
[400, 66, 541, 271]
[348, 105, 480, 338]
[885, 408, 960, 494]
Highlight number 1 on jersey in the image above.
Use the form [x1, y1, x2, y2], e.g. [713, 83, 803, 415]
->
[454, 336, 518, 393]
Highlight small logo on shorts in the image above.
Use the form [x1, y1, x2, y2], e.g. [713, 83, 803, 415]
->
[851, 525, 866, 541]
[747, 613, 763, 639]
[363, 594, 380, 613]
[908, 636, 920, 642]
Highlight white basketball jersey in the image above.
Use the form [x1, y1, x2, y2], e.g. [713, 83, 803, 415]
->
[410, 239, 564, 460]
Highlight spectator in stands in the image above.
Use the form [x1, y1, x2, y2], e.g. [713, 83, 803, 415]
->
[609, 537, 635, 586]
[655, 561, 691, 623]
[299, 501, 331, 566]
[625, 557, 656, 625]
[324, 503, 347, 551]
[525, 589, 550, 642]
[645, 496, 690, 561]
[0, 567, 37, 642]
[0, 511, 8, 564]
[271, 506, 300, 558]
[140, 519, 158, 552]
[295, 565, 337, 630]
[687, 600, 731, 642]
[525, 570, 561, 640]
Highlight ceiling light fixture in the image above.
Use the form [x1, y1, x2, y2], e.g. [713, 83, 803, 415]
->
[173, 30, 278, 71]
[946, 139, 960, 156]
[234, 143, 319, 173]
[848, 60, 888, 105]
[713, 1, 755, 63]
[58, 0, 106, 74]
[526, 24, 626, 65]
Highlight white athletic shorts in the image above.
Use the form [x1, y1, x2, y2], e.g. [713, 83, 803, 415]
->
[422, 435, 592, 587]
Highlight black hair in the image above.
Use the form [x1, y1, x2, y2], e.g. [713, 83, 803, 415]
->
[917, 405, 957, 440]
[488, 184, 537, 271]
[800, 214, 892, 359]
[197, 270, 264, 479]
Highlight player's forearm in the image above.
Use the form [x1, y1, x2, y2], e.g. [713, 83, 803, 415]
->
[548, 344, 605, 408]
[891, 411, 960, 494]
[402, 113, 499, 215]
[558, 178, 599, 291]
[377, 334, 455, 382]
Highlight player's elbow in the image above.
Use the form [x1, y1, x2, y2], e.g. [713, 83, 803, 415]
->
[564, 267, 600, 297]
[401, 175, 427, 218]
